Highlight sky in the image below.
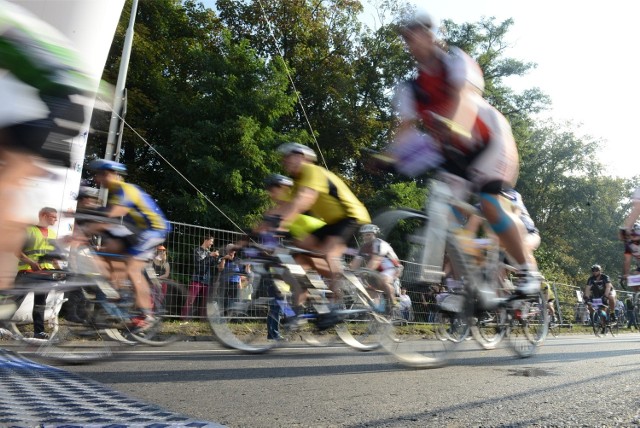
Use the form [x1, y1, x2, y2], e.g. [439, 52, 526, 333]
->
[202, 0, 637, 179]
[366, 1, 638, 179]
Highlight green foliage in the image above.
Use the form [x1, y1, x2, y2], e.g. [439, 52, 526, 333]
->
[84, 0, 638, 291]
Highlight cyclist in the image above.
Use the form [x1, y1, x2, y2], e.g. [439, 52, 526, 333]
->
[88, 159, 170, 331]
[349, 224, 402, 310]
[263, 173, 326, 241]
[583, 264, 616, 323]
[0, 1, 94, 299]
[620, 223, 640, 290]
[386, 11, 541, 298]
[262, 142, 371, 327]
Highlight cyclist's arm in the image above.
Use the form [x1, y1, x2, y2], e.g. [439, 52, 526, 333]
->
[604, 281, 614, 298]
[105, 204, 129, 219]
[365, 254, 383, 271]
[274, 186, 318, 226]
[158, 263, 170, 279]
[583, 283, 592, 300]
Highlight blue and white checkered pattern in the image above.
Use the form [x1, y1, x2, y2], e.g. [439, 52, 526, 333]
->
[0, 349, 223, 427]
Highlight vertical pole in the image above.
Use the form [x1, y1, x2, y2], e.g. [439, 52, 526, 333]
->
[104, 0, 139, 161]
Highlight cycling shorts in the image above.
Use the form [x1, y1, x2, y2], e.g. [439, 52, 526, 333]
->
[311, 217, 359, 243]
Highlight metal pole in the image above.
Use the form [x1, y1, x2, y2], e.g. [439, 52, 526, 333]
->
[104, 0, 139, 161]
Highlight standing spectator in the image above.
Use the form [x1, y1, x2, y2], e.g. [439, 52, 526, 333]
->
[15, 207, 59, 339]
[181, 236, 219, 318]
[625, 298, 638, 330]
[397, 287, 413, 321]
[218, 244, 252, 308]
[152, 245, 170, 297]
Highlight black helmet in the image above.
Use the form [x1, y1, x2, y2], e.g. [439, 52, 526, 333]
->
[264, 174, 293, 188]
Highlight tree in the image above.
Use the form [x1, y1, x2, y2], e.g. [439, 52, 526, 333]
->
[88, 0, 298, 228]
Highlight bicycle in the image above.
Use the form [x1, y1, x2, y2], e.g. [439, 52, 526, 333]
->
[206, 239, 392, 354]
[373, 178, 548, 368]
[1, 214, 180, 362]
[588, 298, 618, 337]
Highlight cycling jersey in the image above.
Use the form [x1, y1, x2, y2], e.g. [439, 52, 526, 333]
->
[394, 48, 518, 192]
[0, 1, 92, 164]
[357, 238, 401, 272]
[502, 189, 538, 234]
[586, 274, 610, 299]
[294, 163, 370, 225]
[107, 180, 169, 233]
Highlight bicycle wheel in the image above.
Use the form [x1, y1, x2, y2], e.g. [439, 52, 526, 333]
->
[470, 308, 507, 350]
[610, 319, 619, 337]
[334, 270, 389, 351]
[381, 304, 456, 369]
[124, 272, 181, 346]
[592, 311, 604, 337]
[506, 292, 549, 358]
[435, 310, 470, 343]
[207, 281, 277, 354]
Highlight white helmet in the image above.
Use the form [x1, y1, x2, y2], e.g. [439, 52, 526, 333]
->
[398, 11, 434, 35]
[632, 223, 640, 237]
[359, 224, 380, 235]
[277, 142, 317, 162]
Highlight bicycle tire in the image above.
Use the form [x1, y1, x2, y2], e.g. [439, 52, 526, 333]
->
[470, 308, 507, 349]
[506, 291, 549, 358]
[435, 311, 470, 343]
[334, 270, 389, 351]
[206, 276, 279, 354]
[124, 271, 181, 346]
[380, 304, 455, 369]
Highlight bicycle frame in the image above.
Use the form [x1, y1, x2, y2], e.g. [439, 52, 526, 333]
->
[376, 178, 504, 308]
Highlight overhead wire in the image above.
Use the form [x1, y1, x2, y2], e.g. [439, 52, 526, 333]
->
[256, 0, 328, 169]
[94, 2, 327, 236]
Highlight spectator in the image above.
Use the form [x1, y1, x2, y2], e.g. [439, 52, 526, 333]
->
[152, 245, 170, 297]
[625, 298, 638, 330]
[15, 207, 60, 339]
[218, 244, 252, 308]
[398, 287, 413, 321]
[181, 236, 219, 318]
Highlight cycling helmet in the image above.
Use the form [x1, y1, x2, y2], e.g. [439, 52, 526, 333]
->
[88, 159, 127, 174]
[631, 223, 640, 237]
[359, 224, 380, 235]
[264, 173, 293, 188]
[398, 11, 434, 35]
[591, 264, 601, 272]
[277, 143, 318, 163]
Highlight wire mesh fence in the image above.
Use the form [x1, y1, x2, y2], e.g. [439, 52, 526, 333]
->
[153, 221, 636, 327]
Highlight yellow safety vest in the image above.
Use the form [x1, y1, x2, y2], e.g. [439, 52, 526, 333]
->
[18, 225, 57, 271]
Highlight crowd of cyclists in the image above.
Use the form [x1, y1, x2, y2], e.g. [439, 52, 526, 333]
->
[1, 4, 640, 343]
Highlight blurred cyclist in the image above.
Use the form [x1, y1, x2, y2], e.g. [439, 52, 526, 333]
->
[261, 143, 371, 326]
[89, 159, 170, 331]
[386, 11, 540, 298]
[0, 1, 95, 319]
[350, 224, 402, 311]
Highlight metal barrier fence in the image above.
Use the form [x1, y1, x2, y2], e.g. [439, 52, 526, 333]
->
[155, 222, 637, 326]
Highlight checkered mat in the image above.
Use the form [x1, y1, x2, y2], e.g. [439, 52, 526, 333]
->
[0, 349, 224, 427]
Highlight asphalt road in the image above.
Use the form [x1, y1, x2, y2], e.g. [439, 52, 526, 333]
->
[39, 333, 640, 427]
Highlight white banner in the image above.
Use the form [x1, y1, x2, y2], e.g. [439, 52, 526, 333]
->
[8, 0, 125, 234]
